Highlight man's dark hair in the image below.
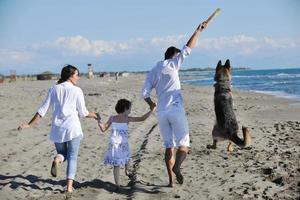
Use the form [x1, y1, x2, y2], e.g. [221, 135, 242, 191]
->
[115, 99, 132, 114]
[164, 46, 181, 60]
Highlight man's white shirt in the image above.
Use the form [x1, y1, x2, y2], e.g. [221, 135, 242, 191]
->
[141, 45, 191, 112]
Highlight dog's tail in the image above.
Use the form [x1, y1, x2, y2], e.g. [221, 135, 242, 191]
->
[230, 126, 252, 148]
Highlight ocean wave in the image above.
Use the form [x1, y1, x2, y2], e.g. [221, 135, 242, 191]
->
[183, 68, 300, 100]
[232, 74, 300, 79]
[182, 77, 213, 83]
[250, 90, 300, 100]
[277, 73, 290, 76]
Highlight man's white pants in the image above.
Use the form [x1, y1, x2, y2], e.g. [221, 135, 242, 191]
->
[157, 104, 190, 148]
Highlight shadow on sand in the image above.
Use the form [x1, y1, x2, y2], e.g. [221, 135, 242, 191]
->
[0, 174, 163, 198]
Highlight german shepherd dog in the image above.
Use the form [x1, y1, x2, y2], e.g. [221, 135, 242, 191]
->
[207, 59, 251, 151]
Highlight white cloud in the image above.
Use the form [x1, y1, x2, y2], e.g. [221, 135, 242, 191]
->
[262, 37, 300, 49]
[52, 35, 130, 56]
[195, 35, 300, 56]
[0, 49, 33, 63]
[240, 47, 254, 56]
[150, 34, 187, 47]
[1, 34, 299, 72]
[31, 34, 299, 58]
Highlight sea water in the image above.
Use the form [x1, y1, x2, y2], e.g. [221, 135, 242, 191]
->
[181, 68, 300, 100]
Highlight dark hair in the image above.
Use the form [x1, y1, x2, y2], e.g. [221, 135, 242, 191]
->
[115, 99, 132, 114]
[164, 46, 181, 60]
[57, 65, 79, 84]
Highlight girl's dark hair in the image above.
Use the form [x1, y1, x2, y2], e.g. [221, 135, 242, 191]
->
[164, 46, 181, 60]
[115, 99, 132, 114]
[57, 65, 79, 84]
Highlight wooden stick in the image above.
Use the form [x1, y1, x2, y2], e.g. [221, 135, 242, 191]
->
[202, 8, 221, 28]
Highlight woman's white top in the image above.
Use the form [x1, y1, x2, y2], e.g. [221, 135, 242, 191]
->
[37, 81, 89, 143]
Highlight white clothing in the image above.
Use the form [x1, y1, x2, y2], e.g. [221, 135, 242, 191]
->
[141, 45, 191, 148]
[37, 81, 89, 143]
[104, 121, 131, 166]
[141, 45, 191, 112]
[157, 103, 190, 148]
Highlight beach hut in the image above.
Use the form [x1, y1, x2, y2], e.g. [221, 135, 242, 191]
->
[0, 74, 4, 83]
[37, 71, 53, 80]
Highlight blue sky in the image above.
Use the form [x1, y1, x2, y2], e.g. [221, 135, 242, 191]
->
[0, 0, 299, 75]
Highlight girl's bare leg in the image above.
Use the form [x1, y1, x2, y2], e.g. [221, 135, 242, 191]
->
[125, 164, 129, 176]
[113, 166, 120, 186]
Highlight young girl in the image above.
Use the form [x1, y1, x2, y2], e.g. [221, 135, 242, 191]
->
[97, 99, 155, 189]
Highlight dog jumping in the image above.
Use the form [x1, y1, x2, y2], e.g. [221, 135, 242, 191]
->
[207, 59, 251, 152]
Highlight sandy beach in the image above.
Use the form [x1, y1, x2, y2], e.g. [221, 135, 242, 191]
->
[0, 74, 299, 200]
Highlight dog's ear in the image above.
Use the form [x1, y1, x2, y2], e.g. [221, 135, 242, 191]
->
[216, 60, 222, 70]
[225, 59, 231, 70]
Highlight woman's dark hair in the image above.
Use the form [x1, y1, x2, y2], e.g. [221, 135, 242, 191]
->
[115, 99, 132, 114]
[57, 65, 79, 84]
[164, 46, 181, 60]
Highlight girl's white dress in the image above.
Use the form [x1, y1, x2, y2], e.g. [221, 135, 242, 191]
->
[104, 120, 131, 166]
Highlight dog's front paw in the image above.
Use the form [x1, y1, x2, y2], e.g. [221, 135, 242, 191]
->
[227, 142, 234, 152]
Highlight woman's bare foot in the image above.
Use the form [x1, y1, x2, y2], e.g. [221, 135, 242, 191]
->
[66, 179, 74, 193]
[50, 160, 58, 177]
[51, 155, 63, 177]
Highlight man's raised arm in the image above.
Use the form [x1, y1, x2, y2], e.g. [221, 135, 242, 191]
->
[186, 21, 208, 49]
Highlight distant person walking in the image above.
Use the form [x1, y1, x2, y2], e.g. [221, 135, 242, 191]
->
[18, 65, 99, 193]
[115, 72, 119, 81]
[141, 21, 207, 187]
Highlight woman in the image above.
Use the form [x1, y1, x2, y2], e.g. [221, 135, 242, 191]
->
[18, 65, 99, 193]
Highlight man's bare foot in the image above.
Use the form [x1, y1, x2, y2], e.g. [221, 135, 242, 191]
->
[167, 182, 174, 187]
[172, 166, 183, 184]
[167, 174, 175, 187]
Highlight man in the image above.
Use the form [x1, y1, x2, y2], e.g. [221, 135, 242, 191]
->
[141, 21, 207, 187]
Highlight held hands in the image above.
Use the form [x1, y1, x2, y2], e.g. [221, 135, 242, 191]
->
[149, 102, 156, 112]
[95, 112, 101, 122]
